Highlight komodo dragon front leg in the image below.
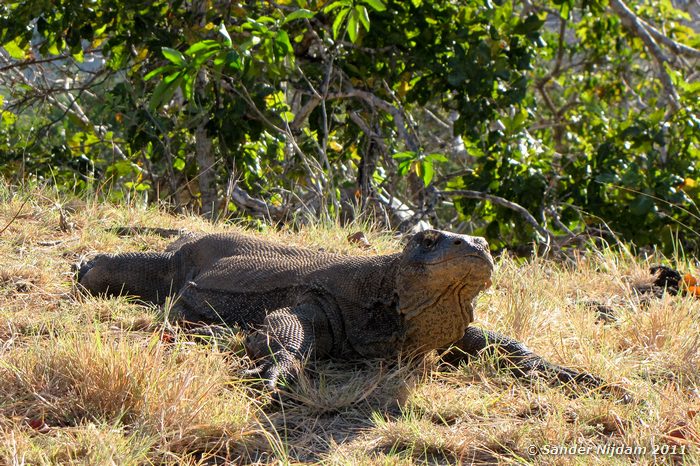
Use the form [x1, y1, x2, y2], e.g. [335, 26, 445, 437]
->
[442, 327, 606, 391]
[243, 304, 334, 389]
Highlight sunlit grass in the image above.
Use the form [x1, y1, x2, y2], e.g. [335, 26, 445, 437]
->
[0, 180, 698, 464]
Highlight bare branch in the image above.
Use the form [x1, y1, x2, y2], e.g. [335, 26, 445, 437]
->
[423, 109, 451, 131]
[0, 49, 103, 73]
[609, 0, 681, 112]
[230, 182, 284, 218]
[2, 56, 129, 160]
[438, 190, 555, 245]
[290, 96, 321, 131]
[233, 85, 324, 179]
[636, 16, 700, 60]
[327, 88, 420, 152]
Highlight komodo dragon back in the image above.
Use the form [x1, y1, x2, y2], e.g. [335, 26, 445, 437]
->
[78, 229, 613, 396]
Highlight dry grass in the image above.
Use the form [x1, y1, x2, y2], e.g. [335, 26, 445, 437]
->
[0, 181, 699, 465]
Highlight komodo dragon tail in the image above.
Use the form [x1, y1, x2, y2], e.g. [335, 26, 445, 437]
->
[77, 252, 183, 304]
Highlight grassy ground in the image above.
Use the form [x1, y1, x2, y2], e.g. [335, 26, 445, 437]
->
[0, 182, 698, 465]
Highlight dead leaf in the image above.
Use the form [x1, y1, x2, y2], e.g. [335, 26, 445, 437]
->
[25, 417, 50, 433]
[664, 410, 700, 446]
[347, 231, 372, 249]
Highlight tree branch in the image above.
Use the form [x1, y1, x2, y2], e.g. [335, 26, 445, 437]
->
[327, 88, 420, 152]
[290, 96, 321, 131]
[609, 0, 681, 112]
[229, 182, 284, 218]
[438, 190, 556, 245]
[0, 49, 103, 73]
[636, 16, 700, 60]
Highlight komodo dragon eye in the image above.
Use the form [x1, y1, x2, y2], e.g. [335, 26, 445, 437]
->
[422, 235, 438, 249]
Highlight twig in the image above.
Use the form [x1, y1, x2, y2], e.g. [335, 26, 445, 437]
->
[423, 109, 451, 130]
[0, 197, 30, 236]
[0, 49, 103, 73]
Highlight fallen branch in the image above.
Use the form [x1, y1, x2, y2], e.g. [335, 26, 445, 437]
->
[438, 190, 555, 245]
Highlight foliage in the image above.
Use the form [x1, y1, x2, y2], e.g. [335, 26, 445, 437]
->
[0, 0, 698, 251]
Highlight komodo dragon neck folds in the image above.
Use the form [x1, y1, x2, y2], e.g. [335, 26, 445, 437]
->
[78, 229, 603, 391]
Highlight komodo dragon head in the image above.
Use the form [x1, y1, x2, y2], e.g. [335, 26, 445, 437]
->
[395, 229, 494, 350]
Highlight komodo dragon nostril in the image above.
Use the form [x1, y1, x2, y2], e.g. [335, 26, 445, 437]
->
[453, 239, 462, 245]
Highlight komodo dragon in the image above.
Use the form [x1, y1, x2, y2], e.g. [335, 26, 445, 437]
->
[78, 229, 603, 391]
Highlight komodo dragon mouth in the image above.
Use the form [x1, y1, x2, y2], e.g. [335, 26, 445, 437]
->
[395, 230, 494, 350]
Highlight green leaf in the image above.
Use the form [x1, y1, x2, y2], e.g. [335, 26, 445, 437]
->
[347, 9, 360, 42]
[275, 30, 293, 56]
[219, 23, 233, 47]
[418, 160, 434, 186]
[183, 73, 194, 100]
[144, 66, 170, 81]
[282, 9, 315, 25]
[355, 5, 370, 32]
[559, 1, 572, 20]
[397, 160, 411, 176]
[149, 72, 183, 110]
[3, 39, 26, 59]
[323, 0, 352, 13]
[48, 41, 61, 56]
[224, 50, 242, 71]
[514, 14, 545, 35]
[362, 0, 386, 12]
[173, 157, 186, 171]
[1, 110, 17, 125]
[255, 16, 276, 24]
[630, 195, 655, 216]
[332, 7, 350, 40]
[425, 153, 449, 163]
[161, 47, 185, 66]
[185, 40, 220, 56]
[392, 151, 416, 160]
[110, 160, 137, 176]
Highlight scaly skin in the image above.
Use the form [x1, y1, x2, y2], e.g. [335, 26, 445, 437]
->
[78, 229, 605, 393]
